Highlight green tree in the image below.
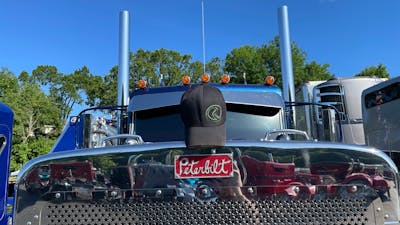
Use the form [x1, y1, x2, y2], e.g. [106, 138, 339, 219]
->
[26, 136, 56, 159]
[87, 66, 118, 106]
[224, 36, 334, 88]
[10, 137, 56, 171]
[10, 143, 29, 171]
[0, 68, 18, 98]
[18, 71, 34, 84]
[132, 49, 154, 86]
[32, 65, 90, 122]
[84, 73, 108, 106]
[85, 49, 195, 106]
[188, 61, 204, 82]
[355, 64, 390, 78]
[206, 57, 224, 83]
[224, 45, 266, 84]
[10, 83, 61, 143]
[302, 61, 335, 84]
[148, 48, 192, 86]
[0, 68, 62, 171]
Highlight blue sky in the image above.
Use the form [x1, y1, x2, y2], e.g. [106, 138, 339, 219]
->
[1, 0, 400, 79]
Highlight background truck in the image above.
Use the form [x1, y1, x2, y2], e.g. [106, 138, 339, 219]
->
[0, 102, 14, 225]
[362, 76, 400, 169]
[296, 77, 386, 144]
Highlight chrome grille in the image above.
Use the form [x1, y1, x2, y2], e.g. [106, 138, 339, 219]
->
[42, 198, 373, 225]
[314, 84, 347, 121]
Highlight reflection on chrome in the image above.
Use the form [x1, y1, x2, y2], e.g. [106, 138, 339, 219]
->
[14, 143, 399, 224]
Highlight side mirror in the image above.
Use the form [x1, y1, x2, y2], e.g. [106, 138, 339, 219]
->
[321, 109, 338, 142]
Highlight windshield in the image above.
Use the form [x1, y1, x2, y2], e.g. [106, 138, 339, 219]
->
[134, 104, 282, 142]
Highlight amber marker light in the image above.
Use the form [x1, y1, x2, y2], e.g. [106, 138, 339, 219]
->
[182, 75, 191, 85]
[201, 74, 210, 83]
[221, 74, 230, 84]
[137, 80, 147, 89]
[265, 75, 275, 85]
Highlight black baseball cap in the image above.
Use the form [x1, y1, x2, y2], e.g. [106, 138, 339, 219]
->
[180, 84, 227, 148]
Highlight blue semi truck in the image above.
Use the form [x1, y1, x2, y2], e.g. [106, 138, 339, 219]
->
[4, 73, 400, 225]
[3, 10, 400, 225]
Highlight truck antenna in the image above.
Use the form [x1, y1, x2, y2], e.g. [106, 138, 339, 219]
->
[201, 0, 206, 74]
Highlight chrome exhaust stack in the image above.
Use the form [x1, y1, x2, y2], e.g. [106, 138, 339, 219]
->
[278, 6, 296, 128]
[118, 10, 130, 134]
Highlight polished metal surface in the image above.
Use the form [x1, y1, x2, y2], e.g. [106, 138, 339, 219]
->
[362, 76, 400, 152]
[14, 141, 399, 224]
[278, 5, 296, 128]
[117, 10, 130, 108]
[117, 10, 130, 135]
[39, 198, 378, 225]
[18, 140, 399, 179]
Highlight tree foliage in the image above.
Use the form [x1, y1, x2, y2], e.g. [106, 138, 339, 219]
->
[149, 48, 192, 86]
[32, 65, 90, 122]
[84, 49, 217, 106]
[302, 61, 334, 84]
[0, 68, 19, 98]
[224, 45, 266, 84]
[224, 36, 335, 88]
[354, 64, 390, 78]
[10, 137, 56, 171]
[0, 69, 61, 171]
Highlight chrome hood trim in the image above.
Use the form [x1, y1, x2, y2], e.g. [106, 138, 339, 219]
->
[18, 140, 398, 182]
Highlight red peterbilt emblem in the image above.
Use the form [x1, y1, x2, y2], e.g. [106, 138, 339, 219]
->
[174, 154, 234, 179]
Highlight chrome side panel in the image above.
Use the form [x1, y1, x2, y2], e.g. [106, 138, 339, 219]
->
[341, 123, 365, 145]
[362, 76, 400, 152]
[14, 141, 399, 225]
[340, 78, 386, 121]
[295, 81, 326, 140]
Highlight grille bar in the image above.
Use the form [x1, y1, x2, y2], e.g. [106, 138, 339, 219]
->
[16, 197, 381, 225]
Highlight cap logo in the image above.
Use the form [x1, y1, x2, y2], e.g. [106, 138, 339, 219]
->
[205, 104, 222, 122]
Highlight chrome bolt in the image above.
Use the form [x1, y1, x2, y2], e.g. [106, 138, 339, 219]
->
[55, 192, 61, 199]
[201, 188, 209, 195]
[349, 185, 357, 193]
[376, 207, 382, 212]
[293, 186, 300, 193]
[110, 191, 118, 197]
[34, 215, 39, 219]
[70, 117, 77, 123]
[384, 214, 390, 219]
[247, 187, 254, 194]
[156, 189, 162, 196]
[27, 221, 32, 225]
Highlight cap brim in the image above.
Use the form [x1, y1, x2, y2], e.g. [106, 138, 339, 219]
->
[185, 124, 226, 148]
